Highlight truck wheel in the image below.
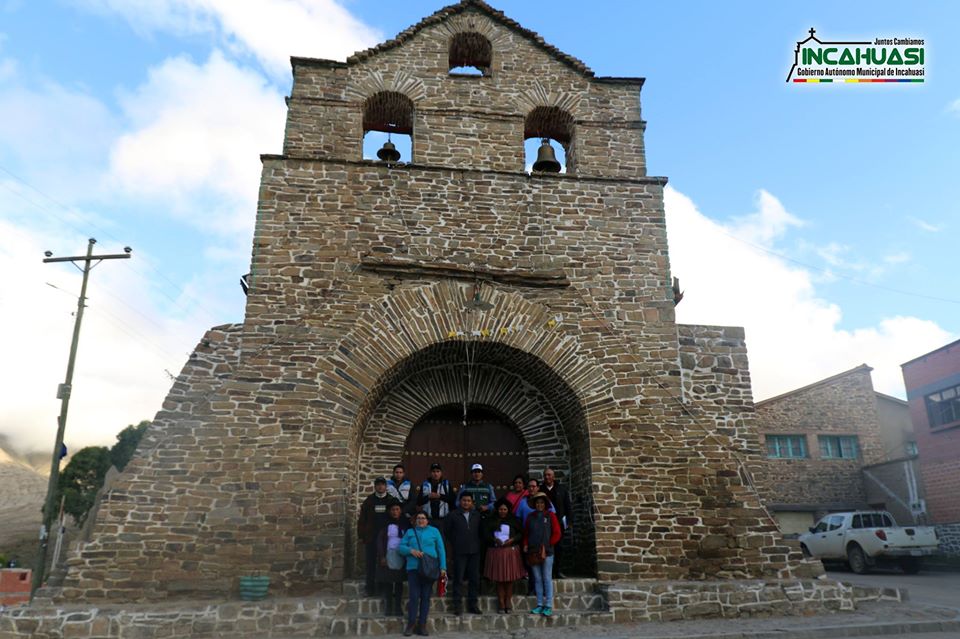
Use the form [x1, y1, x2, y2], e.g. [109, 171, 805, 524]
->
[900, 557, 921, 574]
[800, 544, 811, 558]
[847, 544, 868, 574]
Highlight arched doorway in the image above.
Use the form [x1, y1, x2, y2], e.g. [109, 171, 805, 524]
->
[403, 406, 528, 493]
[352, 336, 604, 577]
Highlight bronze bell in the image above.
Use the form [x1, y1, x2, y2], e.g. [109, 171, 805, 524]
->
[532, 138, 561, 173]
[377, 140, 401, 163]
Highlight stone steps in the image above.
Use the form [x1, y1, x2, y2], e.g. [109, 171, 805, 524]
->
[345, 591, 606, 615]
[324, 610, 616, 636]
[4, 580, 610, 638]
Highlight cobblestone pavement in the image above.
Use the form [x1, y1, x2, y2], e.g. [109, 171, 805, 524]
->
[436, 601, 959, 639]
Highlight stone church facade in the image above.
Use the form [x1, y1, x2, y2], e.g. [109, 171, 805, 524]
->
[55, 0, 824, 605]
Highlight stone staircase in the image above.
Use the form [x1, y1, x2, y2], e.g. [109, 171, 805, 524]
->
[2, 579, 613, 637]
[338, 578, 612, 635]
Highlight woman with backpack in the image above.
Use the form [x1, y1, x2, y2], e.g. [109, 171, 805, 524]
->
[522, 493, 562, 617]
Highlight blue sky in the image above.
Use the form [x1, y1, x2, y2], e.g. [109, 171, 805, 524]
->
[1, 0, 957, 451]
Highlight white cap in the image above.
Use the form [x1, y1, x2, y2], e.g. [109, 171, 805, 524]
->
[471, 463, 483, 471]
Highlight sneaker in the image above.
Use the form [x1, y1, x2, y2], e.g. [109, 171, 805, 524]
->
[530, 606, 544, 615]
[542, 607, 553, 617]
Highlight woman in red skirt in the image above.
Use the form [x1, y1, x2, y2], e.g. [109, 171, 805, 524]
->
[482, 497, 525, 613]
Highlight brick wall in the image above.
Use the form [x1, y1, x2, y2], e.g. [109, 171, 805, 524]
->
[753, 366, 885, 512]
[902, 339, 960, 525]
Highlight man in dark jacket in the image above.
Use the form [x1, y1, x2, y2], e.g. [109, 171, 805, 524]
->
[386, 463, 415, 519]
[542, 467, 573, 578]
[445, 493, 483, 615]
[358, 477, 395, 597]
[417, 462, 455, 527]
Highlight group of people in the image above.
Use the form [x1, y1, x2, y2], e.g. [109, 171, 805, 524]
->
[357, 462, 573, 636]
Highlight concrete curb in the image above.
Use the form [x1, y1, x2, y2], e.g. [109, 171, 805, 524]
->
[647, 618, 960, 639]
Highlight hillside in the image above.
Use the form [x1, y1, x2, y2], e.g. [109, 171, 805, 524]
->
[0, 444, 49, 548]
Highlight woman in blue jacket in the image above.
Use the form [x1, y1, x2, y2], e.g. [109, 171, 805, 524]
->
[398, 512, 447, 636]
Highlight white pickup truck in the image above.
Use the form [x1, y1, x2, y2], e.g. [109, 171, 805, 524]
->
[797, 511, 939, 574]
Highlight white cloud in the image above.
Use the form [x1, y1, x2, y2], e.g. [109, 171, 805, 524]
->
[883, 251, 910, 265]
[908, 216, 942, 233]
[666, 186, 954, 400]
[0, 73, 117, 199]
[72, 0, 381, 77]
[0, 57, 15, 82]
[948, 98, 960, 116]
[108, 50, 286, 235]
[726, 189, 804, 246]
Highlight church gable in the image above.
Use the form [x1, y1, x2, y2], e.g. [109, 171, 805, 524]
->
[346, 0, 602, 80]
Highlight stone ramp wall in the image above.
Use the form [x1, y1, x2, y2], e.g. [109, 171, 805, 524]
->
[55, 324, 243, 602]
[1, 578, 901, 638]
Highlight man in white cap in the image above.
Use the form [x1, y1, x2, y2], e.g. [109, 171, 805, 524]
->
[456, 463, 496, 517]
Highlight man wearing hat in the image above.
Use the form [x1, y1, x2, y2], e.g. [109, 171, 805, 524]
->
[417, 463, 456, 527]
[456, 463, 496, 517]
[358, 477, 396, 597]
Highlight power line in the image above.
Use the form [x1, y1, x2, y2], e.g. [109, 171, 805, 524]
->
[0, 165, 228, 324]
[45, 281, 193, 365]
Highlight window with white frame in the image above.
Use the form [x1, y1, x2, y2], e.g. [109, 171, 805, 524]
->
[819, 435, 859, 459]
[765, 435, 807, 459]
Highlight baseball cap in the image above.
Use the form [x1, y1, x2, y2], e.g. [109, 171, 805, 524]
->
[430, 463, 442, 471]
[471, 463, 483, 472]
[374, 477, 387, 485]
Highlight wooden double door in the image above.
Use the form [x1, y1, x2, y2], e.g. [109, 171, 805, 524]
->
[402, 407, 527, 495]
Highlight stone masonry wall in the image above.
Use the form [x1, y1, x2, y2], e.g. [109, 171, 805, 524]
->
[753, 366, 885, 511]
[935, 523, 960, 556]
[58, 324, 242, 601]
[284, 6, 646, 178]
[4, 579, 911, 638]
[55, 0, 812, 603]
[677, 324, 822, 580]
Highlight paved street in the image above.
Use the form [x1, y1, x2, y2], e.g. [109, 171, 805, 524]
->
[827, 567, 960, 611]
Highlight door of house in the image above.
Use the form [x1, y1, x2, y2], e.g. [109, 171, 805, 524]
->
[402, 407, 527, 500]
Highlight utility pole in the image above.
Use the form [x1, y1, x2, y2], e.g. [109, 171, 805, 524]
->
[32, 238, 132, 599]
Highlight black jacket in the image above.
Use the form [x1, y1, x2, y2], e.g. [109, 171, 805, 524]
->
[358, 493, 395, 543]
[445, 509, 482, 555]
[482, 514, 522, 548]
[543, 482, 573, 529]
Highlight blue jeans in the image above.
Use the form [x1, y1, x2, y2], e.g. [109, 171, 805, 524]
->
[406, 570, 433, 626]
[530, 555, 554, 608]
